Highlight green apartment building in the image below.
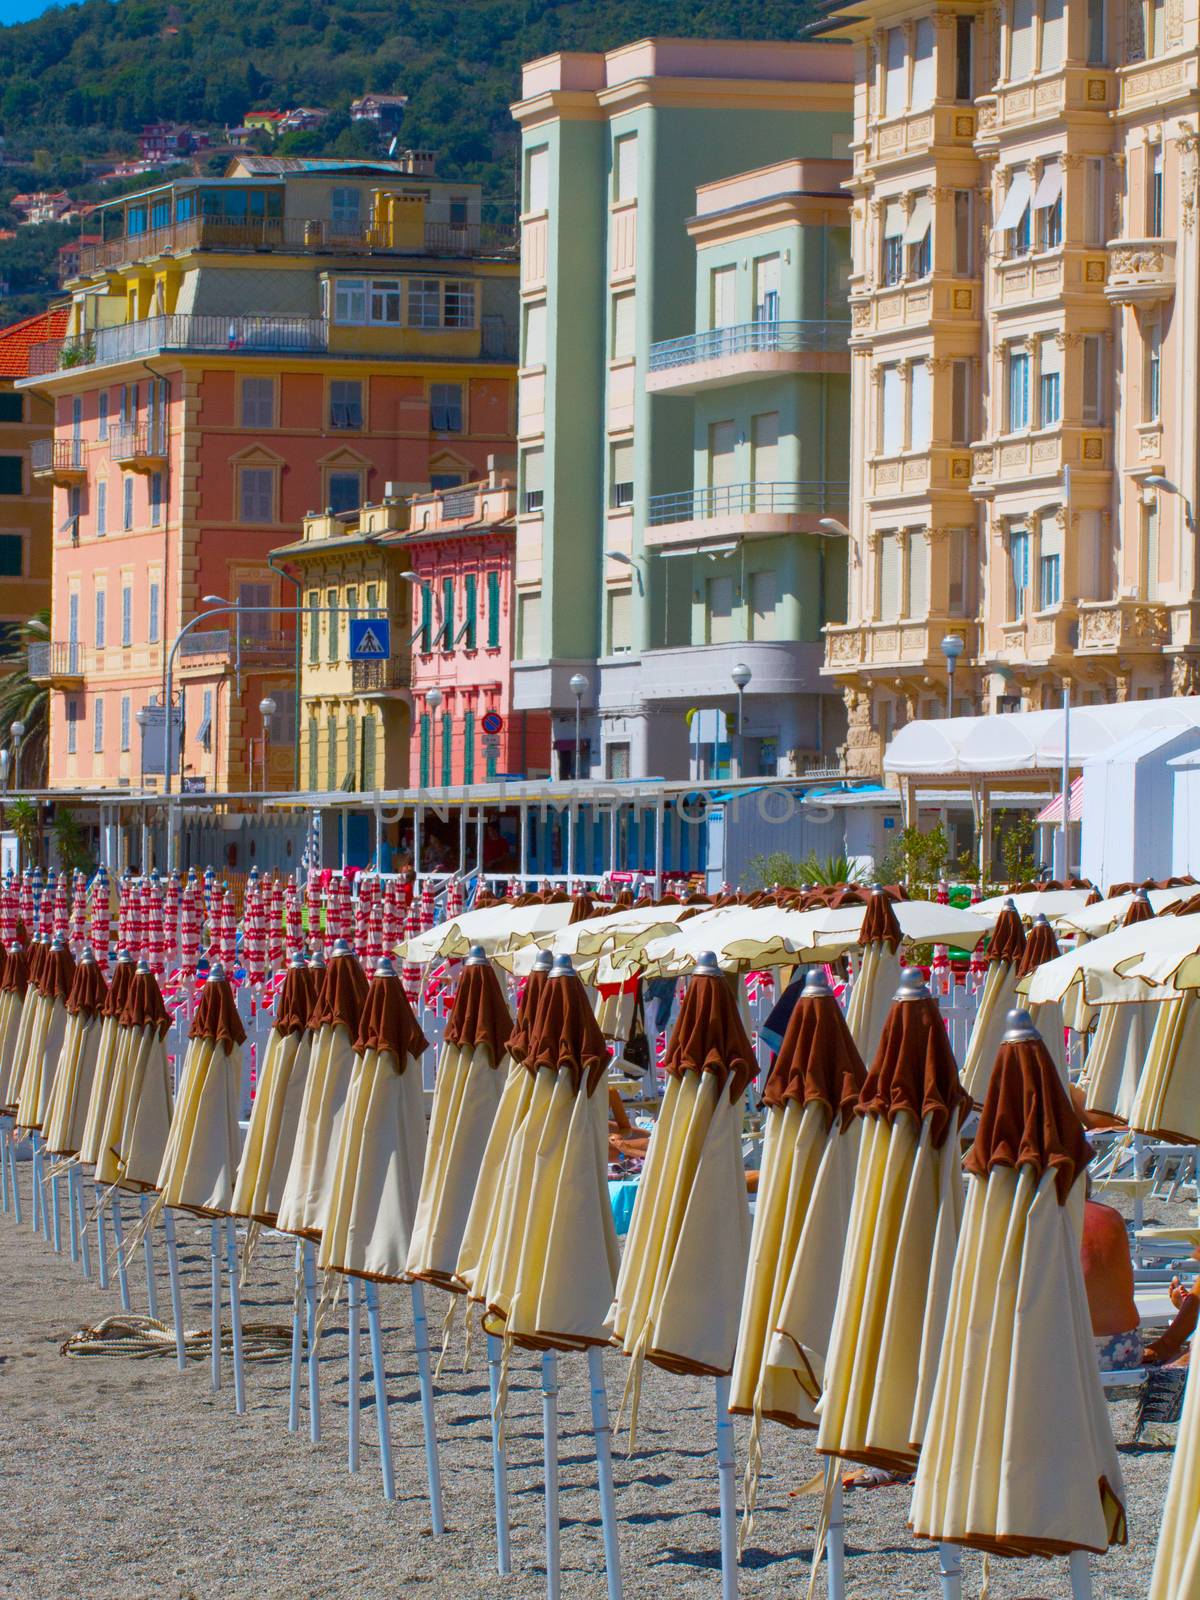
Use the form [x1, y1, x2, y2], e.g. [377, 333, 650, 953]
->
[511, 38, 854, 780]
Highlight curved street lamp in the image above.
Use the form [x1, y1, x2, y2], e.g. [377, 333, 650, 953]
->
[730, 663, 752, 779]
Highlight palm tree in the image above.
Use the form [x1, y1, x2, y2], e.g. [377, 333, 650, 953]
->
[0, 609, 49, 789]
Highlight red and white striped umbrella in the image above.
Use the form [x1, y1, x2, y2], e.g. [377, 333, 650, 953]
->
[506, 876, 521, 900]
[354, 891, 370, 958]
[69, 871, 87, 948]
[53, 869, 70, 937]
[89, 872, 111, 965]
[219, 886, 237, 968]
[444, 877, 463, 921]
[18, 870, 34, 937]
[283, 881, 304, 959]
[382, 884, 403, 955]
[365, 902, 383, 966]
[419, 882, 436, 933]
[178, 893, 201, 978]
[164, 871, 181, 962]
[401, 901, 423, 1005]
[268, 874, 285, 969]
[936, 879, 950, 906]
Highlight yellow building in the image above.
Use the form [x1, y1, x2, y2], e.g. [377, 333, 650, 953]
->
[0, 307, 67, 650]
[817, 0, 1200, 774]
[274, 495, 413, 792]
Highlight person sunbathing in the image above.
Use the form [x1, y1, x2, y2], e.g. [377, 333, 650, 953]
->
[1083, 1185, 1200, 1368]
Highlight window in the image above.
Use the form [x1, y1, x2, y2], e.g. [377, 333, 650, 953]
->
[1039, 336, 1062, 424]
[951, 361, 973, 444]
[610, 440, 634, 508]
[878, 531, 901, 620]
[0, 457, 22, 495]
[1041, 0, 1065, 67]
[911, 18, 935, 108]
[753, 255, 781, 321]
[882, 202, 904, 285]
[330, 380, 363, 430]
[708, 419, 736, 496]
[333, 278, 367, 324]
[370, 278, 402, 324]
[120, 695, 130, 753]
[611, 292, 636, 359]
[1148, 145, 1164, 237]
[441, 711, 453, 786]
[956, 15, 975, 97]
[884, 26, 906, 115]
[68, 590, 78, 644]
[441, 577, 455, 649]
[606, 587, 632, 653]
[881, 364, 904, 454]
[408, 278, 441, 328]
[346, 712, 358, 788]
[1082, 334, 1106, 424]
[0, 535, 21, 576]
[948, 526, 972, 615]
[1009, 527, 1031, 616]
[326, 588, 339, 662]
[430, 473, 462, 491]
[1143, 495, 1160, 597]
[1145, 321, 1162, 421]
[906, 530, 929, 618]
[1007, 348, 1031, 431]
[66, 697, 79, 754]
[419, 582, 433, 652]
[614, 133, 638, 202]
[463, 572, 478, 651]
[0, 393, 18, 425]
[93, 696, 104, 753]
[307, 590, 320, 663]
[331, 187, 362, 233]
[96, 480, 107, 537]
[149, 581, 159, 644]
[430, 382, 463, 432]
[953, 190, 975, 275]
[706, 574, 734, 643]
[307, 719, 319, 789]
[1151, 0, 1165, 54]
[1039, 522, 1063, 609]
[328, 472, 361, 514]
[326, 714, 338, 788]
[444, 282, 476, 329]
[1088, 0, 1108, 61]
[606, 743, 631, 781]
[347, 585, 359, 623]
[909, 361, 931, 451]
[905, 195, 931, 279]
[522, 448, 544, 514]
[239, 466, 273, 522]
[150, 471, 163, 527]
[523, 301, 547, 367]
[95, 588, 106, 648]
[517, 592, 541, 657]
[711, 265, 737, 328]
[525, 146, 549, 213]
[1084, 158, 1106, 246]
[486, 569, 501, 648]
[749, 569, 778, 640]
[449, 195, 470, 228]
[98, 393, 108, 439]
[1010, 0, 1034, 77]
[1034, 161, 1062, 249]
[121, 584, 132, 646]
[240, 376, 275, 428]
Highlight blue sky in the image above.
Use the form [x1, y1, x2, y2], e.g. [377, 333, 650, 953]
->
[0, 0, 75, 22]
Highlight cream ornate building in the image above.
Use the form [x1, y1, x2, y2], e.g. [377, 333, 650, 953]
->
[817, 0, 1200, 774]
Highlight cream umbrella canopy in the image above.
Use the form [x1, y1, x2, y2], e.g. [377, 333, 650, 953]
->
[730, 967, 867, 1433]
[911, 1009, 1126, 1562]
[5, 939, 45, 1121]
[16, 937, 76, 1133]
[154, 964, 245, 1217]
[1148, 1327, 1200, 1595]
[276, 940, 368, 1242]
[818, 970, 970, 1474]
[401, 899, 575, 963]
[230, 955, 317, 1226]
[1013, 914, 1068, 1082]
[111, 963, 174, 1193]
[42, 949, 108, 1157]
[1083, 891, 1157, 1123]
[609, 955, 755, 1380]
[0, 944, 30, 1114]
[845, 890, 904, 1064]
[494, 902, 706, 978]
[961, 902, 1027, 1106]
[406, 947, 512, 1288]
[76, 952, 136, 1171]
[974, 887, 1098, 921]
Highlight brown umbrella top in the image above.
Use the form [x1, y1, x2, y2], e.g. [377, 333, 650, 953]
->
[1121, 892, 1154, 928]
[986, 904, 1027, 965]
[40, 943, 76, 1002]
[568, 892, 597, 925]
[506, 962, 551, 1064]
[64, 954, 108, 1017]
[444, 955, 512, 1060]
[120, 966, 172, 1036]
[1015, 916, 1061, 980]
[101, 955, 136, 1019]
[354, 964, 427, 1066]
[762, 970, 866, 1129]
[858, 975, 969, 1151]
[307, 945, 368, 1033]
[964, 1011, 1091, 1204]
[858, 889, 903, 951]
[661, 965, 756, 1103]
[523, 964, 609, 1096]
[273, 960, 318, 1037]
[25, 939, 45, 990]
[189, 971, 246, 1049]
[0, 944, 26, 1000]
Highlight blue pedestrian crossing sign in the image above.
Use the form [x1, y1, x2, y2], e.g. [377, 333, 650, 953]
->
[349, 618, 390, 660]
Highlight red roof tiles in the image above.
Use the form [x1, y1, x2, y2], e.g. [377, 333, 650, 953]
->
[0, 307, 70, 379]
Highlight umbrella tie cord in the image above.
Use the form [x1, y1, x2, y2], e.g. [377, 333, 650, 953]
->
[804, 1457, 839, 1600]
[44, 1153, 80, 1182]
[434, 1292, 459, 1383]
[616, 1327, 650, 1457]
[60, 1312, 293, 1362]
[292, 1242, 305, 1331]
[979, 1553, 991, 1600]
[117, 1189, 165, 1271]
[737, 1392, 766, 1558]
[239, 1220, 262, 1290]
[462, 1301, 477, 1373]
[311, 1267, 342, 1348]
[493, 1332, 513, 1452]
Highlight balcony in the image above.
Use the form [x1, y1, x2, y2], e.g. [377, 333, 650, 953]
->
[971, 426, 1110, 489]
[637, 639, 826, 704]
[851, 277, 979, 339]
[645, 480, 848, 549]
[996, 610, 1079, 663]
[824, 619, 979, 674]
[30, 438, 86, 484]
[646, 320, 850, 394]
[67, 215, 519, 281]
[28, 313, 329, 377]
[868, 104, 978, 167]
[110, 423, 167, 472]
[177, 629, 293, 666]
[1105, 238, 1176, 306]
[1077, 599, 1170, 654]
[28, 641, 88, 684]
[352, 657, 410, 694]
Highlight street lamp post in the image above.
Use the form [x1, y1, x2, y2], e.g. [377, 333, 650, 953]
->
[568, 673, 589, 780]
[1143, 474, 1197, 532]
[10, 720, 25, 791]
[135, 706, 149, 790]
[940, 634, 964, 719]
[258, 695, 277, 793]
[730, 662, 752, 779]
[426, 687, 443, 788]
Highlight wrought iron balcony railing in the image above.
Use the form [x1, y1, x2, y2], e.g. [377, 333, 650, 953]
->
[648, 319, 851, 373]
[647, 480, 849, 526]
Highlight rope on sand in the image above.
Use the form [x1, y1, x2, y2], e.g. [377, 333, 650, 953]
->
[60, 1313, 292, 1362]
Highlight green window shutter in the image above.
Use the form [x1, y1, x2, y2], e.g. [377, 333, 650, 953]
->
[486, 570, 501, 648]
[420, 584, 432, 653]
[345, 712, 357, 789]
[419, 713, 430, 787]
[307, 719, 318, 789]
[441, 577, 454, 649]
[307, 593, 320, 663]
[464, 573, 477, 650]
[441, 710, 453, 785]
[462, 709, 475, 785]
[326, 714, 337, 788]
[362, 717, 376, 789]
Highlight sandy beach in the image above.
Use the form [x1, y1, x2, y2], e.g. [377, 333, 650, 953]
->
[0, 1178, 1179, 1600]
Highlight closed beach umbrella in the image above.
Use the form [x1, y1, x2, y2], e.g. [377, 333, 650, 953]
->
[16, 937, 76, 1132]
[7, 938, 47, 1117]
[42, 949, 108, 1157]
[76, 952, 136, 1172]
[1128, 987, 1200, 1144]
[154, 964, 245, 1216]
[961, 902, 1026, 1104]
[1014, 913, 1067, 1081]
[609, 953, 754, 1378]
[276, 940, 367, 1241]
[911, 1009, 1126, 1559]
[1149, 1330, 1200, 1594]
[112, 962, 174, 1192]
[230, 954, 317, 1225]
[407, 946, 512, 1287]
[0, 944, 28, 1113]
[1083, 891, 1157, 1123]
[818, 969, 969, 1473]
[845, 889, 904, 1064]
[318, 957, 428, 1281]
[730, 967, 866, 1432]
